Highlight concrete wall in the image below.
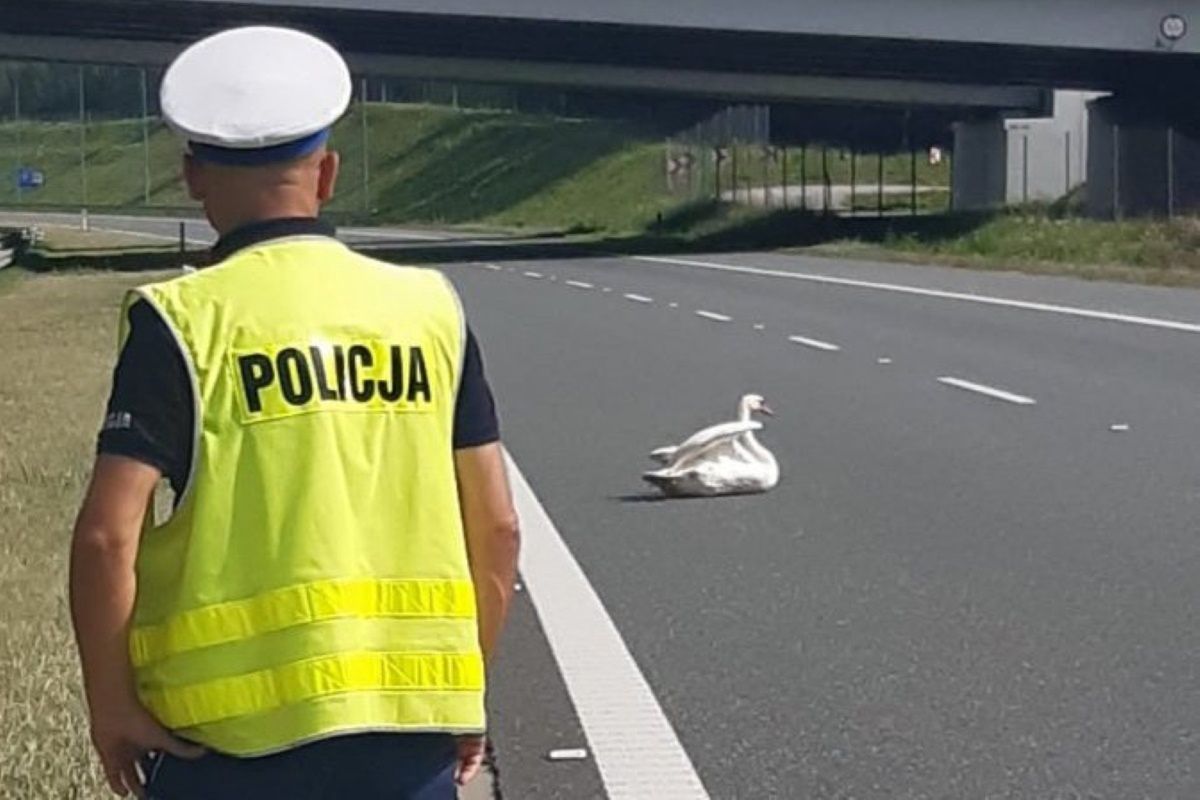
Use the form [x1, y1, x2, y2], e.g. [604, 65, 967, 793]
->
[952, 119, 1008, 211]
[1004, 91, 1099, 204]
[190, 0, 1200, 54]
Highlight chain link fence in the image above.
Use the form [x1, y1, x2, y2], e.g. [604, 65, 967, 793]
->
[665, 105, 953, 216]
[1, 62, 961, 228]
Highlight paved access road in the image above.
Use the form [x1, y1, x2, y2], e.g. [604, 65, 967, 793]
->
[0, 209, 485, 250]
[15, 211, 1200, 797]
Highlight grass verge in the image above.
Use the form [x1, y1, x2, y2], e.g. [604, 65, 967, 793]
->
[0, 105, 947, 235]
[0, 269, 178, 797]
[806, 210, 1200, 287]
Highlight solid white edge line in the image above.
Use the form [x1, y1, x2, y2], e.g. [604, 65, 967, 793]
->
[695, 310, 732, 322]
[340, 227, 449, 242]
[633, 256, 1200, 335]
[624, 293, 654, 304]
[505, 451, 710, 799]
[566, 280, 595, 290]
[937, 376, 1037, 406]
[788, 335, 841, 352]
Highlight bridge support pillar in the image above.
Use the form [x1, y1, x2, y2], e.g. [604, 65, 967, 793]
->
[1087, 96, 1200, 219]
[951, 117, 1007, 211]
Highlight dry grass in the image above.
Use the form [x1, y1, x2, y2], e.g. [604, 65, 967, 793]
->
[37, 226, 175, 254]
[0, 269, 174, 798]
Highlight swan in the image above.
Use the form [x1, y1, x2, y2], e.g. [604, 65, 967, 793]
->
[643, 394, 780, 497]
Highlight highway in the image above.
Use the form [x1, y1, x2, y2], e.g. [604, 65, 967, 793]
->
[16, 211, 1200, 797]
[455, 251, 1200, 799]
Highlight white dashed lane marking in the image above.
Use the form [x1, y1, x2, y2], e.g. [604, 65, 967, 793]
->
[937, 376, 1037, 406]
[624, 293, 654, 304]
[788, 335, 841, 352]
[695, 310, 733, 323]
[523, 271, 545, 280]
[567, 280, 595, 290]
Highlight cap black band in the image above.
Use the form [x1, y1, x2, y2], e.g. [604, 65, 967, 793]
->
[189, 129, 331, 166]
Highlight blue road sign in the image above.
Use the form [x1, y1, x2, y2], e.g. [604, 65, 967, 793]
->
[17, 168, 45, 190]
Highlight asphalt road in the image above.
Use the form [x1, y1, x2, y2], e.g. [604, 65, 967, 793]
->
[15, 211, 1200, 797]
[446, 252, 1200, 798]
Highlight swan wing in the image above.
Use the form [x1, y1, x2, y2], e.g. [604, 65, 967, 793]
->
[649, 445, 679, 464]
[666, 421, 763, 469]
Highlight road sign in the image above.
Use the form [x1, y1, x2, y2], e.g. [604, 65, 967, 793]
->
[1161, 14, 1188, 41]
[667, 153, 696, 175]
[16, 168, 45, 190]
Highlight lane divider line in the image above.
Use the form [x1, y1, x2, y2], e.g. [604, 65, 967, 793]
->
[523, 271, 545, 280]
[937, 376, 1037, 406]
[633, 255, 1200, 335]
[788, 335, 841, 352]
[624, 293, 654, 304]
[695, 310, 733, 323]
[484, 264, 504, 272]
[506, 451, 711, 799]
[566, 280, 595, 290]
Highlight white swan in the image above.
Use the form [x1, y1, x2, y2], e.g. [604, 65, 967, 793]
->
[643, 394, 780, 497]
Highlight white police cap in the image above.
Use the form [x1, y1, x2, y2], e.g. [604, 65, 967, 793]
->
[161, 26, 352, 165]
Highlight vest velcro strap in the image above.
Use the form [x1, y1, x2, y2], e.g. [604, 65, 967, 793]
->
[141, 651, 485, 729]
[131, 579, 477, 667]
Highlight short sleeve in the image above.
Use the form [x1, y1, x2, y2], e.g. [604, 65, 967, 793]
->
[453, 327, 500, 450]
[97, 300, 194, 494]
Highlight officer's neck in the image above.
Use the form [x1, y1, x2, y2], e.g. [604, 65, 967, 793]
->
[206, 190, 321, 238]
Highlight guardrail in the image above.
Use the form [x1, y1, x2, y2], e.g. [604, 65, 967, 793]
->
[0, 228, 39, 270]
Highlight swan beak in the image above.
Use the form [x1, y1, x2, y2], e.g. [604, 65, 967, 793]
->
[760, 405, 775, 416]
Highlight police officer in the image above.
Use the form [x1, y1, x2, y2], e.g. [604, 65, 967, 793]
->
[69, 26, 520, 799]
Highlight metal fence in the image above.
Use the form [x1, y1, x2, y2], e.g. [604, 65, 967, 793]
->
[1, 62, 955, 223]
[665, 105, 953, 215]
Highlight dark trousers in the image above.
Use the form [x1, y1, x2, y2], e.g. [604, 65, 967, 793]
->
[143, 733, 457, 799]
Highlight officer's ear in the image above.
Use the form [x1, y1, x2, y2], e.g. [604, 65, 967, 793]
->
[183, 154, 206, 202]
[317, 150, 340, 203]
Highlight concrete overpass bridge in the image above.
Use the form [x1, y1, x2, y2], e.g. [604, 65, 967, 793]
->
[1, 0, 1197, 213]
[4, 1, 1198, 109]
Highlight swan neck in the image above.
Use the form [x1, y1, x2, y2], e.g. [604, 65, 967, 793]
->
[741, 429, 772, 461]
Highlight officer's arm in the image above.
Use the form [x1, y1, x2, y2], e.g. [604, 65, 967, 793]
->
[455, 443, 520, 660]
[69, 454, 159, 723]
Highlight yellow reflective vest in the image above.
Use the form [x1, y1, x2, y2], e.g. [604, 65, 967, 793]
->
[122, 235, 484, 756]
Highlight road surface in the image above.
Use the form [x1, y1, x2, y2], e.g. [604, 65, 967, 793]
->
[14, 211, 1200, 798]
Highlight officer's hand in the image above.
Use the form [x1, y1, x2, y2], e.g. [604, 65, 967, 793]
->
[90, 703, 205, 798]
[454, 734, 488, 787]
